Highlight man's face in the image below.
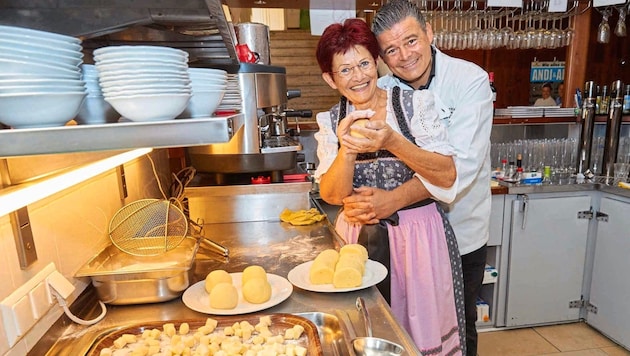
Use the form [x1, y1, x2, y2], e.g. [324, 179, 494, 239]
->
[541, 86, 551, 99]
[376, 16, 434, 89]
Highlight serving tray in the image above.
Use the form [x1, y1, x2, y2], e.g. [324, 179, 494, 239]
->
[87, 313, 323, 355]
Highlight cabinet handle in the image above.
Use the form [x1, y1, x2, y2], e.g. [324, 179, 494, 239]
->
[521, 194, 529, 230]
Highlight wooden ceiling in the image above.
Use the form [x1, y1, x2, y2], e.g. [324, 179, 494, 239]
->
[223, 0, 383, 11]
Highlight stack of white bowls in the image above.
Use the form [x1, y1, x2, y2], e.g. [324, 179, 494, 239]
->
[178, 68, 228, 118]
[94, 46, 192, 122]
[0, 25, 86, 128]
[76, 64, 120, 124]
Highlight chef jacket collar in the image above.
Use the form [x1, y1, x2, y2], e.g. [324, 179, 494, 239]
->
[394, 46, 436, 90]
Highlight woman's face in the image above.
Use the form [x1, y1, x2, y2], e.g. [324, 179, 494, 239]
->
[322, 45, 378, 109]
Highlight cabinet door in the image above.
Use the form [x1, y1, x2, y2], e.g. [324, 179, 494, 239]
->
[506, 194, 591, 327]
[588, 197, 630, 349]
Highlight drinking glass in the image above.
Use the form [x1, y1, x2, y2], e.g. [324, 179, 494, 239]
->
[613, 163, 630, 181]
[597, 8, 611, 44]
[614, 6, 627, 37]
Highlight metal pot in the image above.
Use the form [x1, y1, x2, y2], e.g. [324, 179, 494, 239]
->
[352, 297, 405, 356]
[235, 22, 270, 65]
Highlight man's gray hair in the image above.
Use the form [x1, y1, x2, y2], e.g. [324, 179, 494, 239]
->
[371, 0, 427, 36]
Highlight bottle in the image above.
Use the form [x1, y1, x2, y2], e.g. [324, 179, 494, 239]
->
[595, 85, 602, 114]
[623, 84, 630, 115]
[489, 72, 497, 110]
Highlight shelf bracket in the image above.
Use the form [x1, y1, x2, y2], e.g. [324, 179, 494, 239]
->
[1, 159, 38, 269]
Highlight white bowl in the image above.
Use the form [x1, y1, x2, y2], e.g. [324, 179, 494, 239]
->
[0, 25, 81, 44]
[94, 57, 187, 67]
[98, 73, 190, 84]
[188, 67, 227, 76]
[97, 68, 188, 79]
[0, 52, 80, 71]
[0, 45, 83, 66]
[0, 58, 81, 79]
[104, 89, 192, 98]
[99, 78, 190, 89]
[0, 78, 84, 86]
[0, 91, 86, 128]
[0, 32, 82, 52]
[94, 51, 188, 63]
[0, 38, 82, 58]
[96, 62, 188, 73]
[191, 83, 227, 91]
[75, 96, 120, 124]
[0, 85, 86, 94]
[104, 93, 191, 122]
[178, 90, 225, 119]
[102, 84, 191, 94]
[94, 45, 187, 58]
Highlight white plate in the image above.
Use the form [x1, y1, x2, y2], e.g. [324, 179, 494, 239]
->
[182, 273, 293, 315]
[287, 259, 387, 293]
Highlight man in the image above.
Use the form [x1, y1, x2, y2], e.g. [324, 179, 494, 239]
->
[535, 82, 557, 106]
[339, 1, 493, 355]
[555, 82, 565, 106]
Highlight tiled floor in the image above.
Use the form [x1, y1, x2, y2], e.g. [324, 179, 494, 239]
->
[478, 322, 630, 356]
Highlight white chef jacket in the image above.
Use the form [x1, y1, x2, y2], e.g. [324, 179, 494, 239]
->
[378, 47, 493, 255]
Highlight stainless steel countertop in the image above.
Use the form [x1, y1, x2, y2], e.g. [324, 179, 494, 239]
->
[32, 218, 420, 355]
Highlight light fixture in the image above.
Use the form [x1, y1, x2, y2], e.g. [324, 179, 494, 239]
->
[254, 0, 266, 4]
[0, 148, 153, 217]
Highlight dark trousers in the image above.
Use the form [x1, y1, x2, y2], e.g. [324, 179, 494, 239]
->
[462, 244, 487, 356]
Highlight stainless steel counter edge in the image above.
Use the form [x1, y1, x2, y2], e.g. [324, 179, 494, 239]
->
[31, 218, 420, 355]
[495, 179, 630, 198]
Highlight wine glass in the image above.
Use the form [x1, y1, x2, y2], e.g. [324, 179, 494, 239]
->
[597, 8, 612, 44]
[615, 6, 627, 37]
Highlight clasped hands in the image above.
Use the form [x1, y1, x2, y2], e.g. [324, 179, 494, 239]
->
[337, 109, 394, 154]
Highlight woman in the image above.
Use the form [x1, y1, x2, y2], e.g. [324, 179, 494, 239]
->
[313, 19, 466, 355]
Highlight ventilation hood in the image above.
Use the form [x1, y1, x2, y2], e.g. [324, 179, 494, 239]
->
[0, 0, 239, 66]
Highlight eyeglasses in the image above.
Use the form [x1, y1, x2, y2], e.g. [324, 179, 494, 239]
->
[330, 60, 375, 78]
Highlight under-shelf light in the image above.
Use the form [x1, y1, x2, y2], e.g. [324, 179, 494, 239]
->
[0, 148, 153, 218]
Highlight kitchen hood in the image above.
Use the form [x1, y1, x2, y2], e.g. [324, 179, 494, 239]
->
[0, 0, 240, 66]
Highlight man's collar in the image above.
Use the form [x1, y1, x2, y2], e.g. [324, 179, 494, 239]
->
[394, 46, 436, 90]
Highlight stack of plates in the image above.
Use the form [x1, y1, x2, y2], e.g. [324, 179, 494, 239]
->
[502, 106, 545, 118]
[179, 67, 227, 118]
[75, 64, 120, 124]
[0, 25, 86, 128]
[94, 45, 192, 122]
[216, 74, 242, 112]
[543, 107, 576, 117]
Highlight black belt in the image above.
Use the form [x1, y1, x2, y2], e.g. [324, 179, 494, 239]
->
[357, 199, 435, 304]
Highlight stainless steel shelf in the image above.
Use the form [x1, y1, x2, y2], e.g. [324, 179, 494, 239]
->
[0, 114, 243, 158]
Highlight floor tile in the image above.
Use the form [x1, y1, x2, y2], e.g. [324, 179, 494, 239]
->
[537, 349, 609, 356]
[600, 346, 630, 356]
[478, 328, 559, 356]
[534, 323, 616, 351]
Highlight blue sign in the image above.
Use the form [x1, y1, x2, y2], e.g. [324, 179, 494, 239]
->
[530, 66, 565, 83]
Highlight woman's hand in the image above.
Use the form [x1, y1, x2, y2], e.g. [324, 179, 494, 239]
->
[341, 186, 398, 224]
[341, 116, 397, 154]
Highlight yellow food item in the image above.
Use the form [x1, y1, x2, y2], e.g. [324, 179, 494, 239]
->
[209, 282, 238, 309]
[336, 254, 365, 274]
[333, 266, 363, 288]
[340, 244, 368, 262]
[242, 265, 267, 287]
[242, 278, 272, 304]
[204, 269, 232, 294]
[280, 208, 326, 226]
[309, 249, 339, 284]
[350, 119, 369, 138]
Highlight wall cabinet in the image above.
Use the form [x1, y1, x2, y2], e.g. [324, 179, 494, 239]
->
[505, 193, 591, 327]
[587, 194, 630, 349]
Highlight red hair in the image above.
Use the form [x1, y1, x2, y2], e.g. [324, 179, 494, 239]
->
[316, 18, 380, 74]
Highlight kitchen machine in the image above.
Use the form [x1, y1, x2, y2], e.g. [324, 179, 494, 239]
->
[186, 63, 312, 185]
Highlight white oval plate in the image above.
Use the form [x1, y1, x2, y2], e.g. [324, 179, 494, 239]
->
[287, 259, 387, 293]
[182, 273, 293, 315]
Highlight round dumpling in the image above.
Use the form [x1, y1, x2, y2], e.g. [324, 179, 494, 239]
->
[209, 282, 238, 309]
[315, 249, 340, 265]
[242, 265, 267, 286]
[242, 278, 272, 304]
[205, 269, 232, 294]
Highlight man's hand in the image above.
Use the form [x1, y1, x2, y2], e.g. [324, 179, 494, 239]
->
[341, 186, 398, 224]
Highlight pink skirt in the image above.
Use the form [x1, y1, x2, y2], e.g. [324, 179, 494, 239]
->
[336, 203, 462, 356]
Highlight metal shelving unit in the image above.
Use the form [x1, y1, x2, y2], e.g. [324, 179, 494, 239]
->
[0, 114, 243, 158]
